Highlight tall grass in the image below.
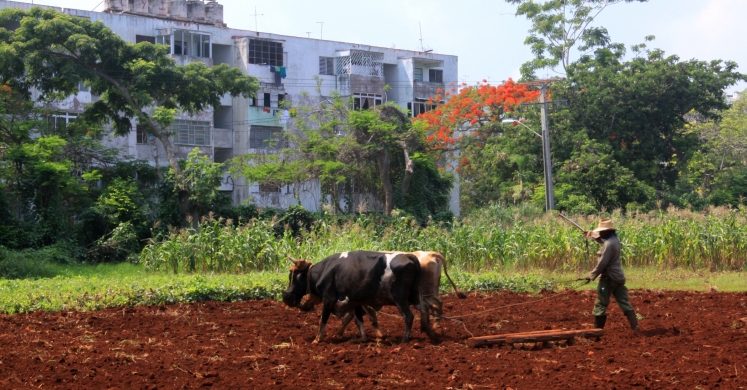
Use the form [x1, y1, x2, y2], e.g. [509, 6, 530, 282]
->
[140, 205, 747, 274]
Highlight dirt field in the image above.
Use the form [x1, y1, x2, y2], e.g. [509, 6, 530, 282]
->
[1, 289, 746, 389]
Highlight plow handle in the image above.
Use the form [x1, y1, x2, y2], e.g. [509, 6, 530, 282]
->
[559, 213, 585, 232]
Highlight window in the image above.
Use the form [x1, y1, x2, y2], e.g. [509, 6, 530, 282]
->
[248, 39, 283, 67]
[171, 120, 211, 146]
[414, 68, 424, 82]
[278, 94, 286, 108]
[157, 30, 211, 58]
[136, 35, 156, 44]
[353, 93, 383, 110]
[319, 57, 335, 75]
[136, 125, 149, 144]
[250, 125, 284, 149]
[429, 69, 443, 83]
[259, 182, 282, 193]
[48, 112, 78, 133]
[263, 93, 271, 108]
[78, 81, 90, 93]
[408, 101, 438, 117]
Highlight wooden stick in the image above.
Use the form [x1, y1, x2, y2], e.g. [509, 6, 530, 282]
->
[506, 329, 603, 344]
[467, 329, 565, 347]
[469, 329, 566, 341]
[467, 329, 602, 348]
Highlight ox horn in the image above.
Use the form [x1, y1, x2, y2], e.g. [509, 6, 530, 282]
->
[287, 256, 299, 265]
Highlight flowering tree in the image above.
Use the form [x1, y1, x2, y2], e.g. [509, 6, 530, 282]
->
[414, 79, 543, 210]
[416, 79, 540, 155]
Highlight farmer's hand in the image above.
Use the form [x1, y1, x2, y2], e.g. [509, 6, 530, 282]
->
[584, 276, 592, 284]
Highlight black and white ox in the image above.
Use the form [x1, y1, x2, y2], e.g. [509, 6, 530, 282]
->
[282, 251, 433, 343]
[337, 251, 467, 339]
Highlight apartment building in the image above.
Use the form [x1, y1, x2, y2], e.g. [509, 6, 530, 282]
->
[0, 0, 460, 214]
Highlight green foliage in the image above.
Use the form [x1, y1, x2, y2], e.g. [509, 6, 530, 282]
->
[275, 204, 316, 237]
[232, 86, 452, 219]
[94, 178, 143, 225]
[559, 48, 745, 189]
[88, 222, 141, 263]
[459, 121, 544, 212]
[181, 148, 231, 216]
[554, 138, 655, 211]
[675, 91, 747, 208]
[0, 268, 288, 314]
[216, 204, 260, 224]
[506, 0, 648, 78]
[0, 7, 259, 141]
[393, 152, 455, 224]
[140, 205, 747, 275]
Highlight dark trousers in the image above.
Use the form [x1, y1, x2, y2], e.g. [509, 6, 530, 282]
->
[593, 276, 633, 316]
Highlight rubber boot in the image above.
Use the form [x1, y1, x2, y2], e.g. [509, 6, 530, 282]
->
[623, 310, 639, 331]
[593, 315, 607, 329]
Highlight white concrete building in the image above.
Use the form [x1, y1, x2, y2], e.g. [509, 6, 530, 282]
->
[0, 0, 460, 214]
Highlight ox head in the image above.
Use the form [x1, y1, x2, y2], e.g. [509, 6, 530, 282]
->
[281, 256, 318, 310]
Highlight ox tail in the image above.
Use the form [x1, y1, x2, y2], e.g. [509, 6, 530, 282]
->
[435, 253, 467, 299]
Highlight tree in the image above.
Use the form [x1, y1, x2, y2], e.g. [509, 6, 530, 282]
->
[1, 7, 259, 224]
[232, 83, 451, 218]
[506, 0, 648, 78]
[414, 80, 541, 211]
[556, 47, 745, 189]
[553, 137, 654, 212]
[679, 92, 747, 207]
[0, 83, 89, 247]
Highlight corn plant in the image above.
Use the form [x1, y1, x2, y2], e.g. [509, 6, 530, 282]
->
[141, 205, 747, 274]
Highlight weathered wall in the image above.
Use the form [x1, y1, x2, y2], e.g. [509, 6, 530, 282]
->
[349, 74, 386, 96]
[413, 80, 443, 101]
[0, 0, 459, 213]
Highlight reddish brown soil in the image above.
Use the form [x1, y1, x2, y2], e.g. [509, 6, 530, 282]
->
[1, 289, 746, 389]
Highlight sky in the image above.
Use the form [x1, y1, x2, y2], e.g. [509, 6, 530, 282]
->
[12, 0, 747, 94]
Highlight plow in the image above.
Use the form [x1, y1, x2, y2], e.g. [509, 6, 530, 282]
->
[467, 328, 604, 348]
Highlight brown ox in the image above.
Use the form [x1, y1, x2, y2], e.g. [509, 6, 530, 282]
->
[337, 250, 467, 338]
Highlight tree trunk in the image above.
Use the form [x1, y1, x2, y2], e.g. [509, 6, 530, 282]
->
[376, 150, 394, 215]
[154, 129, 182, 177]
[401, 146, 415, 196]
[151, 122, 193, 227]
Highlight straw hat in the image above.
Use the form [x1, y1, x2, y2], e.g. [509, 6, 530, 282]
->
[592, 218, 616, 233]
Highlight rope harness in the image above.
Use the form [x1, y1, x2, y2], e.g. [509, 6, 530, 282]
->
[289, 261, 317, 308]
[373, 280, 589, 338]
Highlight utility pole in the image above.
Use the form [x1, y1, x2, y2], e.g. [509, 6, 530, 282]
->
[509, 79, 565, 212]
[317, 22, 324, 40]
[539, 83, 555, 211]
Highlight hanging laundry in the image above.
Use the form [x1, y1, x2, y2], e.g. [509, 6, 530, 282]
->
[279, 66, 287, 79]
[269, 66, 281, 86]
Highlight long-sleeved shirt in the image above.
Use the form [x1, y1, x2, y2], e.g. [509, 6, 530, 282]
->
[588, 233, 625, 284]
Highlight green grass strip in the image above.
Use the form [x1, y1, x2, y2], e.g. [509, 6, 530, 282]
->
[1, 263, 744, 315]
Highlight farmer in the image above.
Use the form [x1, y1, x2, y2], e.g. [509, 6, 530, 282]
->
[583, 218, 640, 331]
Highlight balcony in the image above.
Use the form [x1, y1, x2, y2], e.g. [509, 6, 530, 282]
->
[169, 54, 213, 67]
[413, 80, 444, 101]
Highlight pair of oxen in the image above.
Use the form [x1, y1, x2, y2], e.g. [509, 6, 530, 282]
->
[281, 250, 466, 344]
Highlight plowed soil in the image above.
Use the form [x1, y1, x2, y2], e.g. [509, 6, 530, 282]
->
[1, 289, 746, 389]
